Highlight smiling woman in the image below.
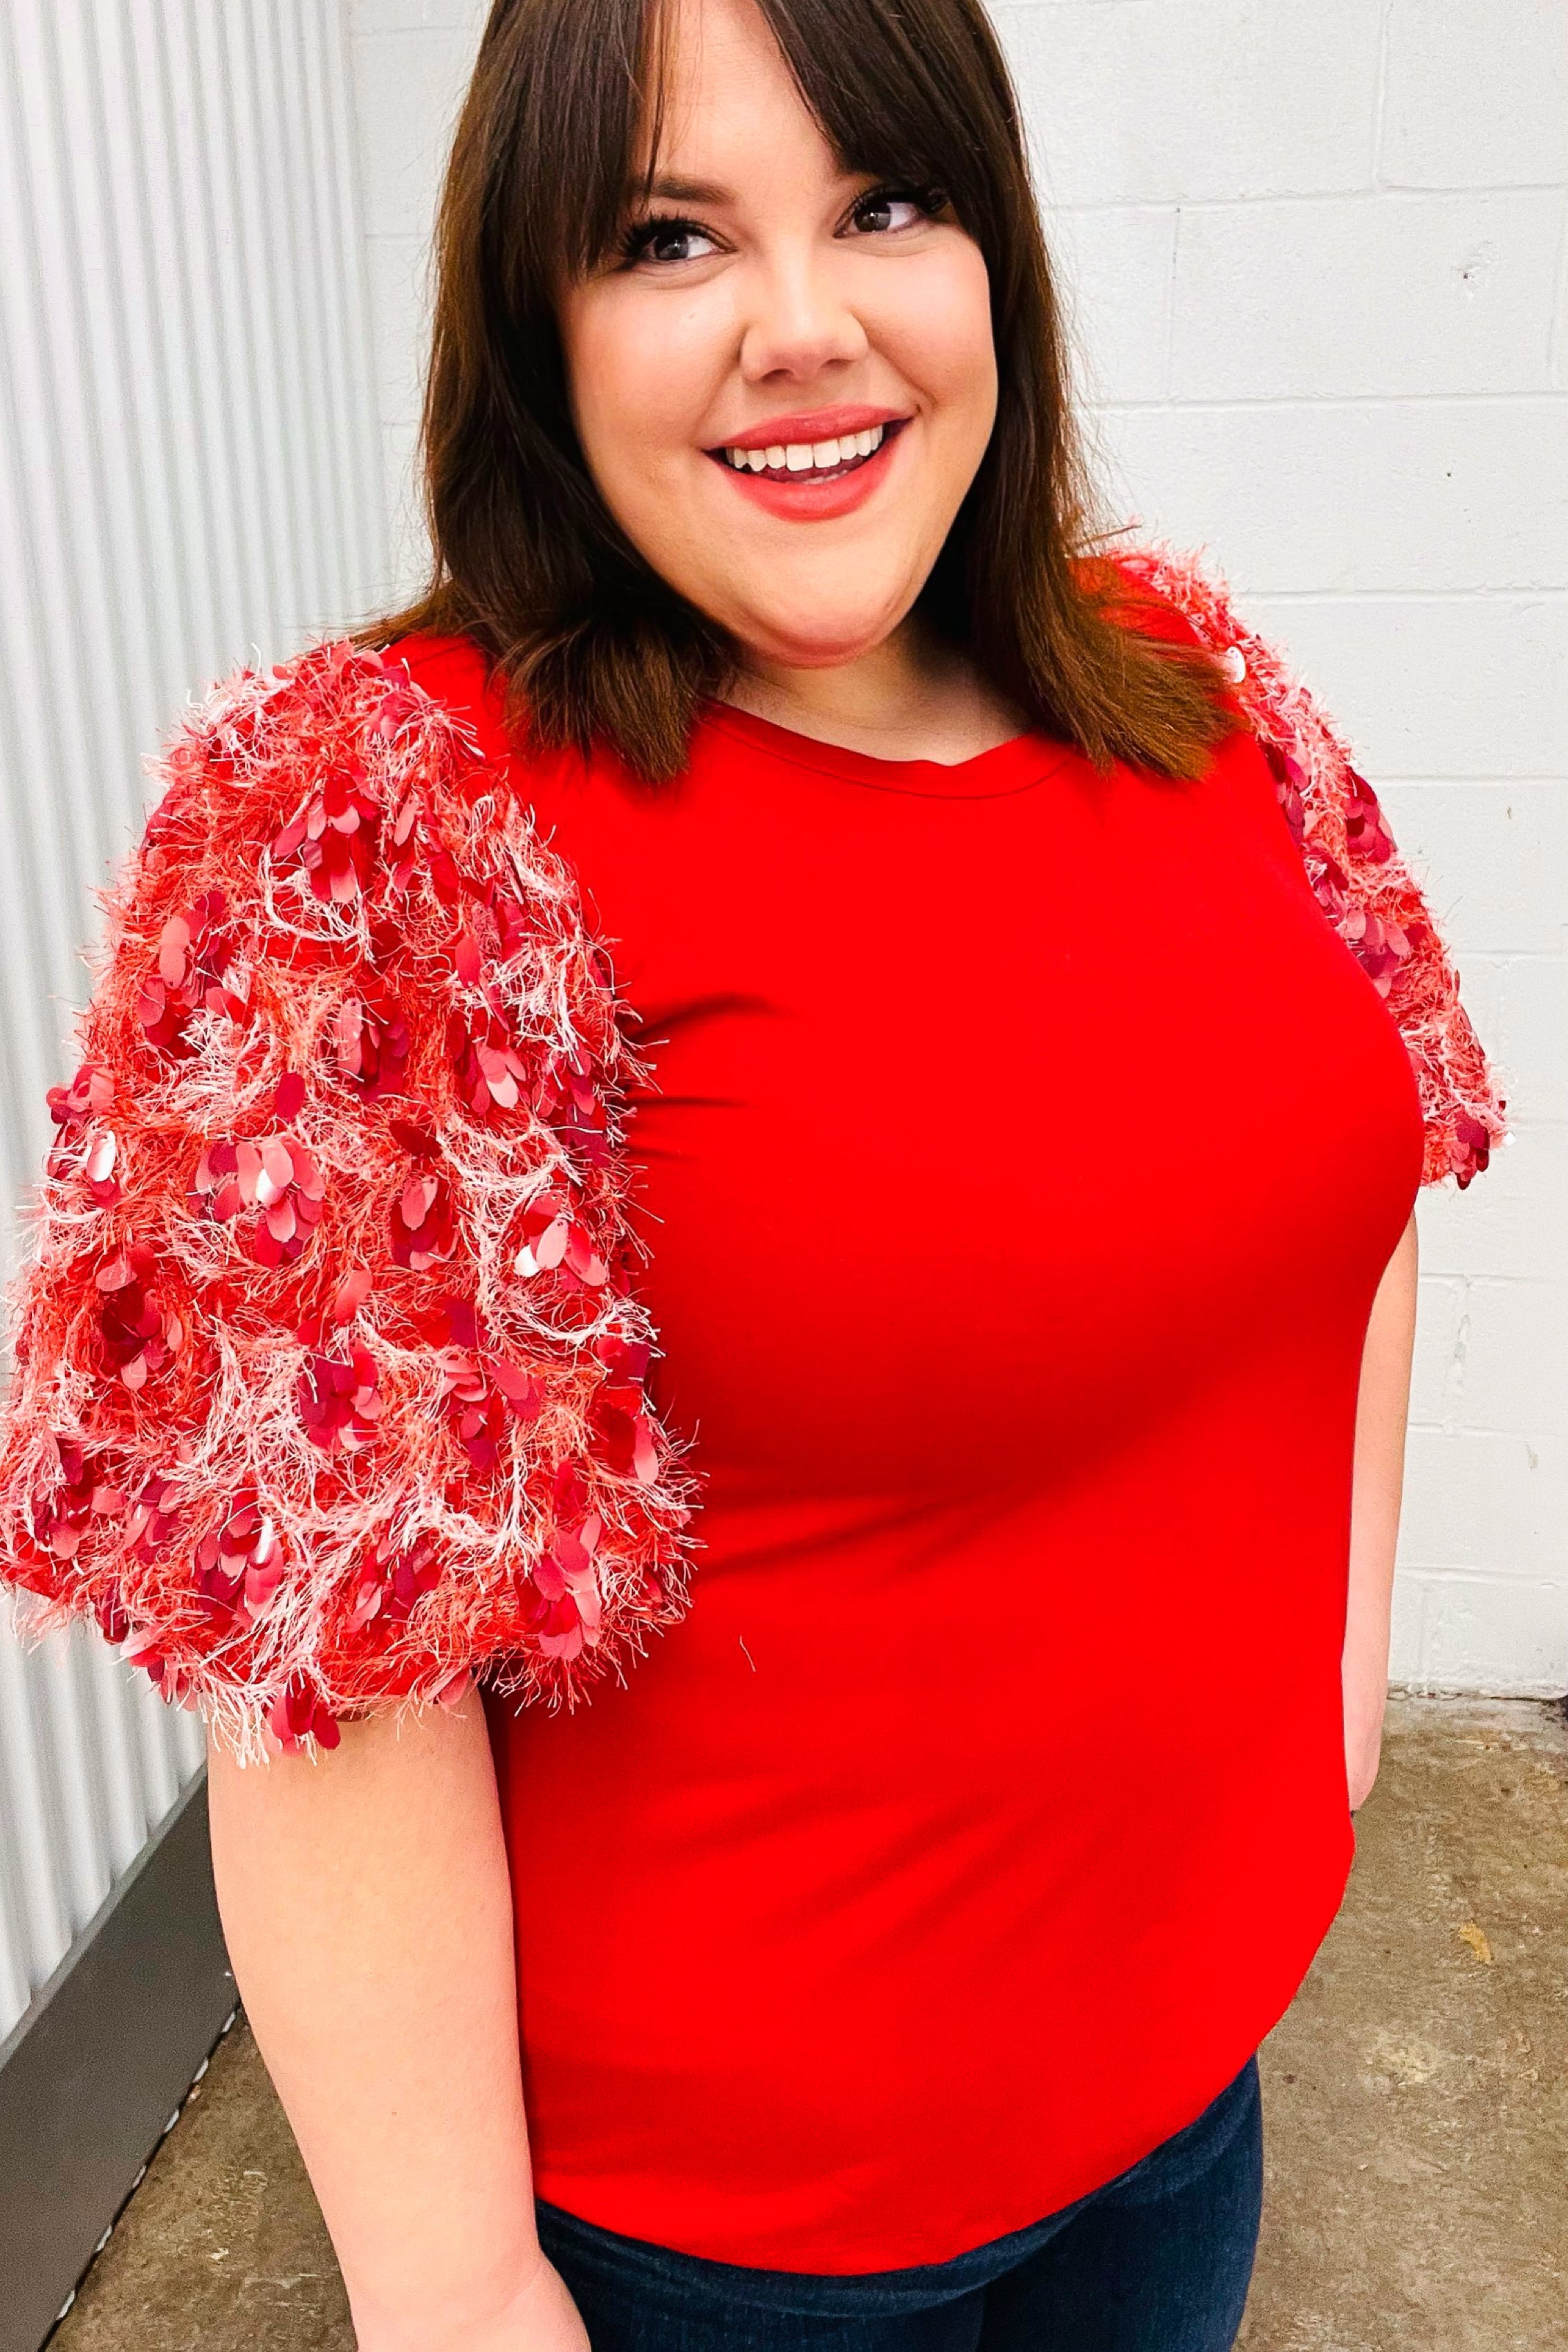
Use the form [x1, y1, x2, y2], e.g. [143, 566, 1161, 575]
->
[552, 7, 1002, 696]
[0, 0, 1509, 2348]
[375, 0, 1238, 776]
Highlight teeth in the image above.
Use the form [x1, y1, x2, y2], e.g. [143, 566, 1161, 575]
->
[724, 423, 887, 475]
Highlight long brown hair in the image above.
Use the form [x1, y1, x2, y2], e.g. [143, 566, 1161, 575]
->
[365, 0, 1239, 784]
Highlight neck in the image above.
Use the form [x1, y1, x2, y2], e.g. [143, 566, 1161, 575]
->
[721, 618, 1029, 766]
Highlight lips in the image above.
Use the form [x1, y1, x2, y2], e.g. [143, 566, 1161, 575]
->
[703, 414, 910, 517]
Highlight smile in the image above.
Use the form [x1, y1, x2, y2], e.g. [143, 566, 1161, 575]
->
[703, 415, 909, 519]
[719, 423, 892, 481]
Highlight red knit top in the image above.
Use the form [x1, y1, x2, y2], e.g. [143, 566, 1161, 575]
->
[402, 626, 1423, 2270]
[0, 551, 1508, 2274]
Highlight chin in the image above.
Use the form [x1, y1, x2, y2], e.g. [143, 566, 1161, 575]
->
[732, 596, 910, 672]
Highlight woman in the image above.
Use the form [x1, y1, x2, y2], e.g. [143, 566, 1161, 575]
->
[0, 0, 1509, 2346]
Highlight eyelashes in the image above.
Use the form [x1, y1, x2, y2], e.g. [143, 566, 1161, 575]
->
[849, 182, 950, 235]
[618, 215, 713, 266]
[616, 181, 952, 268]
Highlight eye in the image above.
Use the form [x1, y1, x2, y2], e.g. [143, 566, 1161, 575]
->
[847, 185, 948, 238]
[621, 216, 721, 267]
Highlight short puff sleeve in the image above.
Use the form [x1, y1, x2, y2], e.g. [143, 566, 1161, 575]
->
[1109, 539, 1511, 1190]
[0, 643, 692, 1754]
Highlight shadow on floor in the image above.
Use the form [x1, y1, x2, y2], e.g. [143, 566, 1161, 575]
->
[48, 1698, 1568, 2351]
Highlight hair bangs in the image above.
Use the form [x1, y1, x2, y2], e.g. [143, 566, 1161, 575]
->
[474, 0, 666, 291]
[752, 0, 1020, 259]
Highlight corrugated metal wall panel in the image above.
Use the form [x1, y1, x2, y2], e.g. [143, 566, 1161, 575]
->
[0, 0, 386, 2041]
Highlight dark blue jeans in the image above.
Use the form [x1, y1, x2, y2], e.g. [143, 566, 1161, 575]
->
[536, 2055, 1263, 2350]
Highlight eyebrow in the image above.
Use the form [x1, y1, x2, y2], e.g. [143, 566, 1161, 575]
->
[632, 173, 734, 208]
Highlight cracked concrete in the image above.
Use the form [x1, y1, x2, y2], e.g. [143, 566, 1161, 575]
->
[48, 1697, 1567, 2351]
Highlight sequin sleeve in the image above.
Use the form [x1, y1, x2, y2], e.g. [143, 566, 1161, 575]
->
[1110, 540, 1512, 1190]
[0, 642, 692, 1754]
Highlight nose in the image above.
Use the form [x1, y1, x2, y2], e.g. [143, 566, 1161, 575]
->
[737, 246, 869, 385]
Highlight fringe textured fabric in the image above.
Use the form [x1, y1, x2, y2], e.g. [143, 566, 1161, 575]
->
[0, 642, 693, 1756]
[0, 549, 1511, 1752]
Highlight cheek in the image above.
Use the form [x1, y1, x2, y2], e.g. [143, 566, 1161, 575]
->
[564, 294, 719, 496]
[884, 249, 997, 443]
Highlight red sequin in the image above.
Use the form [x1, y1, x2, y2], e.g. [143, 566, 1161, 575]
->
[434, 1338, 542, 1471]
[295, 1345, 382, 1453]
[124, 1471, 183, 1564]
[272, 762, 380, 904]
[33, 1440, 107, 1563]
[1343, 771, 1399, 865]
[93, 1246, 184, 1391]
[135, 890, 250, 1056]
[389, 1169, 457, 1271]
[193, 1489, 282, 1624]
[46, 1059, 114, 1132]
[448, 998, 533, 1119]
[349, 1530, 443, 1631]
[191, 1130, 326, 1266]
[536, 1046, 609, 1162]
[515, 1189, 609, 1289]
[336, 982, 412, 1099]
[268, 1677, 342, 1753]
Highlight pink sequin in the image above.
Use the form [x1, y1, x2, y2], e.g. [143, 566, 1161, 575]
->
[135, 890, 250, 1057]
[295, 1345, 382, 1453]
[191, 1128, 326, 1267]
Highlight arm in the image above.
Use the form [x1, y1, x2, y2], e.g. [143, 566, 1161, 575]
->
[0, 647, 686, 2339]
[207, 1693, 587, 2351]
[1342, 1209, 1419, 1812]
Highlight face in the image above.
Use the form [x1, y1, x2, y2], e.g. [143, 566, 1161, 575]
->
[557, 0, 997, 672]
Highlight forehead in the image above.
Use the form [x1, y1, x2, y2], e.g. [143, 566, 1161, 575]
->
[638, 0, 840, 184]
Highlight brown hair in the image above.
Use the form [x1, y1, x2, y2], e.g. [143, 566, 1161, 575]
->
[365, 0, 1240, 784]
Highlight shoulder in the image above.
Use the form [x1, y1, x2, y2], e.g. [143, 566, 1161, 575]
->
[1093, 538, 1510, 1188]
[115, 632, 584, 941]
[1071, 544, 1213, 655]
[154, 628, 522, 814]
[108, 632, 621, 1125]
[1079, 536, 1332, 751]
[383, 627, 508, 734]
[120, 638, 487, 911]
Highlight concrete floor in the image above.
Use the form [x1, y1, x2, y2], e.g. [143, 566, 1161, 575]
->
[48, 1698, 1567, 2351]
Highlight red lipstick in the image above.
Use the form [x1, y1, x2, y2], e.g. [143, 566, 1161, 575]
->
[705, 411, 911, 522]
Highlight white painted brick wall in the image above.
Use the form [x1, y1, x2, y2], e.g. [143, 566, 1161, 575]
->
[348, 0, 1568, 1693]
[351, 0, 490, 587]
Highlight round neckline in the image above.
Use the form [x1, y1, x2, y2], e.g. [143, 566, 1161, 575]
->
[699, 698, 1079, 801]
